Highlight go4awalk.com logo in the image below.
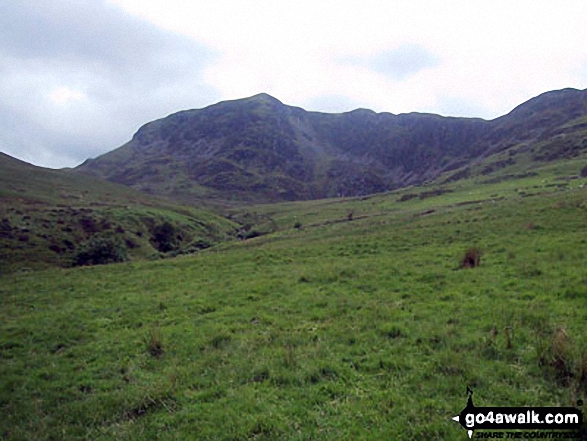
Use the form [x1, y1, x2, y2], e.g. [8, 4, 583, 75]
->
[451, 388, 584, 439]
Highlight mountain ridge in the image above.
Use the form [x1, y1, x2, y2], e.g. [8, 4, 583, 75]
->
[76, 88, 587, 203]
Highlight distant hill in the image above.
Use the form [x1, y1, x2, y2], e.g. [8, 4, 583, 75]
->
[76, 88, 587, 203]
[0, 153, 237, 272]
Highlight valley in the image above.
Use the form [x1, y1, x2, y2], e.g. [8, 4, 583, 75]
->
[1, 89, 587, 439]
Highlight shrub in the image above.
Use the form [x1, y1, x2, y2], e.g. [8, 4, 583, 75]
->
[74, 236, 128, 266]
[80, 217, 100, 234]
[380, 324, 404, 339]
[179, 239, 212, 255]
[125, 238, 139, 249]
[49, 244, 64, 254]
[150, 221, 180, 252]
[398, 193, 418, 202]
[242, 230, 261, 240]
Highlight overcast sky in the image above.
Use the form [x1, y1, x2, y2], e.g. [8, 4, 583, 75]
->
[1, 0, 587, 169]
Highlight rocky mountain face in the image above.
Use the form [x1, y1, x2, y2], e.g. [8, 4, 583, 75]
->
[76, 88, 587, 203]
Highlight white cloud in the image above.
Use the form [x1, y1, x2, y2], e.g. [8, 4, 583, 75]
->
[109, 0, 587, 118]
[0, 0, 218, 168]
[47, 87, 87, 105]
[353, 44, 441, 81]
[1, 0, 587, 168]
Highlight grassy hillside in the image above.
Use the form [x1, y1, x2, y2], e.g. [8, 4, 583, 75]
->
[2, 155, 587, 439]
[0, 153, 238, 273]
[230, 154, 587, 235]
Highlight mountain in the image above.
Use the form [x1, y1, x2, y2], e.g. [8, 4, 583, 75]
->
[75, 88, 587, 203]
[0, 153, 237, 272]
[478, 88, 587, 159]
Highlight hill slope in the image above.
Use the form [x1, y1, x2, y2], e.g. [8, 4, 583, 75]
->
[3, 162, 587, 439]
[0, 153, 237, 272]
[76, 88, 587, 203]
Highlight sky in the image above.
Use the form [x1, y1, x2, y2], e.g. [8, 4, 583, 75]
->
[1, 1, 587, 169]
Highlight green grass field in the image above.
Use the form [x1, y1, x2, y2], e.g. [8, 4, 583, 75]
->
[2, 157, 587, 439]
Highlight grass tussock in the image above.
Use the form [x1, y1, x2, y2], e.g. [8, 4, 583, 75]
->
[461, 247, 482, 268]
[145, 327, 164, 358]
[538, 326, 587, 393]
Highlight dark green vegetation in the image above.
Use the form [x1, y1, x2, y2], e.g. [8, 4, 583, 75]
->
[77, 88, 587, 203]
[0, 153, 237, 273]
[2, 150, 587, 438]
